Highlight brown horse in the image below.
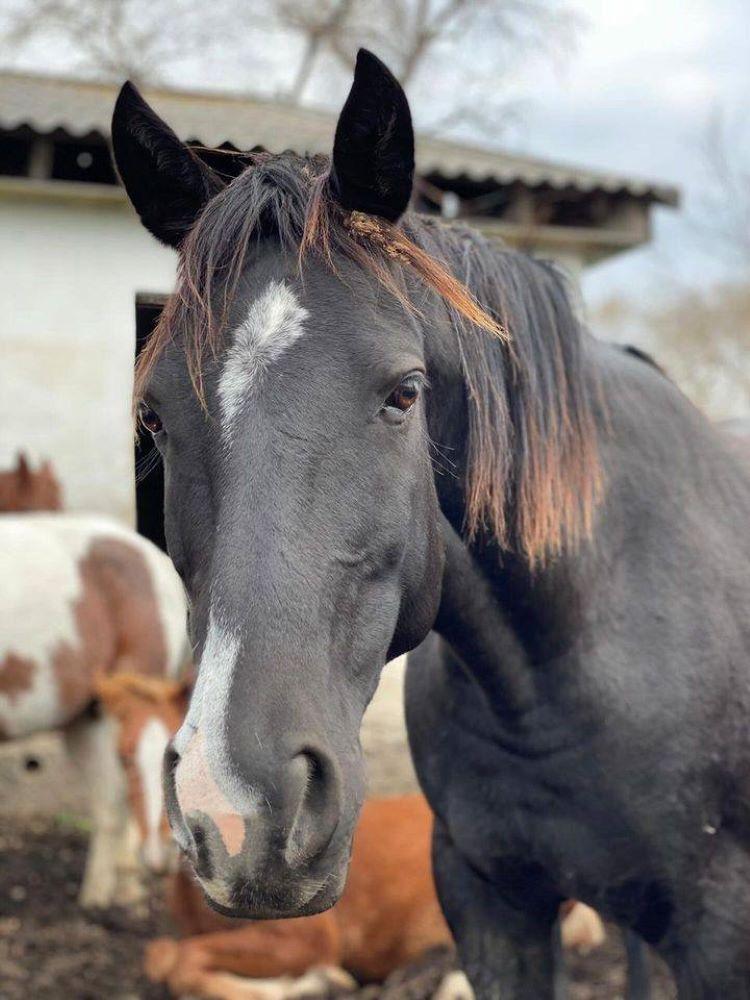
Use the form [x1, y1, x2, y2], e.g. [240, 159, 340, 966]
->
[0, 453, 62, 512]
[107, 681, 604, 999]
[0, 513, 190, 905]
[146, 797, 605, 1000]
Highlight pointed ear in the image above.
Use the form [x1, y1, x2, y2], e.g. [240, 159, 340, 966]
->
[330, 49, 414, 223]
[111, 82, 221, 248]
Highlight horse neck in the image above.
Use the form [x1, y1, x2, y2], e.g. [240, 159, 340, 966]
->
[433, 506, 595, 719]
[421, 255, 601, 708]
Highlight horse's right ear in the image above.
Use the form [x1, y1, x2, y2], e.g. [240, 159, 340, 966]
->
[330, 49, 414, 223]
[111, 82, 219, 248]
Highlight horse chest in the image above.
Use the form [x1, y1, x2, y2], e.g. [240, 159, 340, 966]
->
[406, 642, 647, 896]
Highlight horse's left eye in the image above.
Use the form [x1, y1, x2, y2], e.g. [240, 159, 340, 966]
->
[384, 376, 422, 415]
[139, 404, 163, 435]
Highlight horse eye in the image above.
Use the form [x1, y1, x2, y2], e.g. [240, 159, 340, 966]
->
[384, 377, 422, 414]
[139, 404, 163, 435]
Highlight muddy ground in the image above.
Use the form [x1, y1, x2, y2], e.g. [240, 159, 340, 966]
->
[0, 662, 676, 998]
[0, 817, 676, 1000]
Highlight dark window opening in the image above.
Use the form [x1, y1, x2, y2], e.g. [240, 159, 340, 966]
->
[415, 173, 517, 221]
[0, 127, 33, 177]
[51, 133, 117, 185]
[415, 173, 616, 230]
[135, 297, 167, 553]
[542, 193, 598, 228]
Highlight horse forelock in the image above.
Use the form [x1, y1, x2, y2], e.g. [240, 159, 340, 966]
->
[134, 150, 602, 567]
[100, 671, 187, 704]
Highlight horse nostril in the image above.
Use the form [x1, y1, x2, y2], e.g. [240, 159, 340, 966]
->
[301, 749, 330, 816]
[284, 747, 341, 870]
[163, 742, 180, 774]
[187, 820, 214, 881]
[162, 741, 193, 855]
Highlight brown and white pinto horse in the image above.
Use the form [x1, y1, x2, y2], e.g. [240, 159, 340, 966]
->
[0, 453, 62, 512]
[118, 684, 604, 999]
[0, 513, 190, 905]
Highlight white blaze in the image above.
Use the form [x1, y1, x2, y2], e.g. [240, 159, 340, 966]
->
[173, 608, 257, 816]
[171, 282, 306, 857]
[218, 280, 308, 432]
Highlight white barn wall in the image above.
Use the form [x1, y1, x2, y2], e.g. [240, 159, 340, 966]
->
[0, 189, 175, 522]
[0, 186, 594, 525]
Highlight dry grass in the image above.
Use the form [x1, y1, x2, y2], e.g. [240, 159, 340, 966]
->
[592, 280, 750, 420]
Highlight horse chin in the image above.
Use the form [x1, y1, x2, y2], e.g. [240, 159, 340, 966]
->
[198, 860, 349, 921]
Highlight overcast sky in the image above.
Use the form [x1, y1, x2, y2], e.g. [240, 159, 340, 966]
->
[5, 0, 748, 309]
[508, 0, 750, 305]
[275, 0, 750, 307]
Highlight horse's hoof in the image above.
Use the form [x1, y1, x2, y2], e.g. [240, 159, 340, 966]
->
[433, 971, 474, 1000]
[288, 967, 357, 998]
[115, 875, 147, 907]
[78, 886, 114, 909]
[560, 901, 606, 954]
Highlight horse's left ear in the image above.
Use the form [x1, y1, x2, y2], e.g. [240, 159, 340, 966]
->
[330, 49, 415, 223]
[111, 81, 220, 248]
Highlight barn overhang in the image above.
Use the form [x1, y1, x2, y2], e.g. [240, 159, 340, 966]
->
[0, 70, 679, 271]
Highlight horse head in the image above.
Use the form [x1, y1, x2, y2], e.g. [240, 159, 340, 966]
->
[110, 47, 521, 916]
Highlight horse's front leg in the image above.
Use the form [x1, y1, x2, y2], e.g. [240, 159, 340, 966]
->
[65, 710, 131, 907]
[433, 820, 561, 1000]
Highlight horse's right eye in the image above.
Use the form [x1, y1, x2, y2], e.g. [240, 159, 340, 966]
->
[139, 404, 163, 435]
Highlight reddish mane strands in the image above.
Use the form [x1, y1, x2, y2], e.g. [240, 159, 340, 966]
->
[97, 672, 188, 705]
[134, 156, 505, 407]
[134, 150, 601, 567]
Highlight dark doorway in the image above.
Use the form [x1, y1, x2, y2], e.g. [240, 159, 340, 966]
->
[135, 295, 167, 552]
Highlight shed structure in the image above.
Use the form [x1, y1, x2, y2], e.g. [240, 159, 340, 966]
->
[0, 71, 679, 522]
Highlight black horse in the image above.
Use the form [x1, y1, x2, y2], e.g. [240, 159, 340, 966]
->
[112, 50, 750, 999]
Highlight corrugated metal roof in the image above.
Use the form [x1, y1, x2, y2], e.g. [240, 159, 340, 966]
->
[0, 70, 679, 206]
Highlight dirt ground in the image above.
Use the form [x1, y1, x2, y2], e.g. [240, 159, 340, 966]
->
[0, 660, 676, 999]
[0, 817, 677, 1000]
[0, 817, 166, 1000]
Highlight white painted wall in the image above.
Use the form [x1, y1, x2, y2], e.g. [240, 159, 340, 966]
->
[0, 189, 176, 522]
[0, 187, 590, 525]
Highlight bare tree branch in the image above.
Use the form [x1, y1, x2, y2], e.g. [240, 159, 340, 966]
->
[690, 108, 750, 272]
[0, 0, 579, 143]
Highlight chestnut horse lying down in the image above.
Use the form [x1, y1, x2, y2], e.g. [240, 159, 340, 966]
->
[109, 682, 604, 999]
[0, 513, 190, 905]
[146, 796, 605, 1000]
[0, 453, 62, 512]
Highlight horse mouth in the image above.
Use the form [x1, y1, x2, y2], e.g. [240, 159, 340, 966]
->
[199, 863, 348, 920]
